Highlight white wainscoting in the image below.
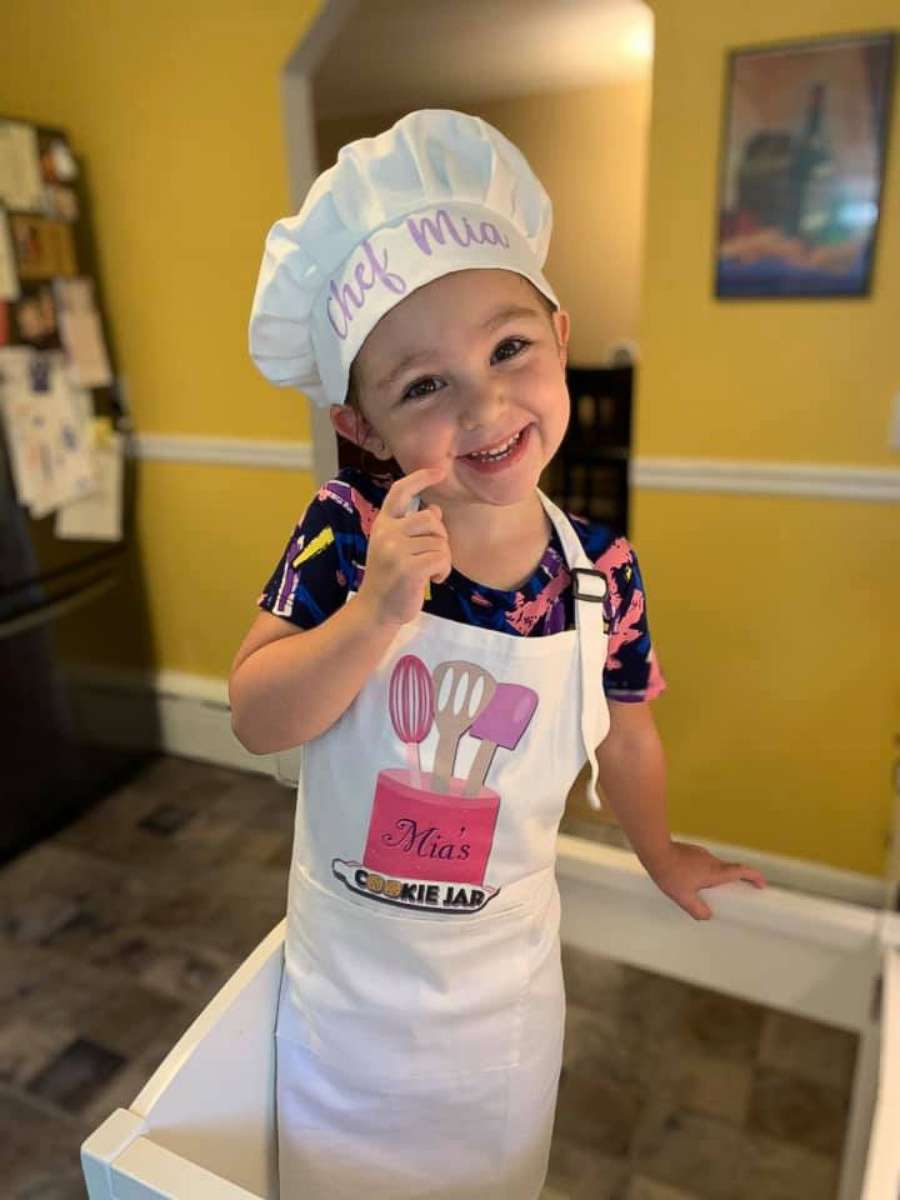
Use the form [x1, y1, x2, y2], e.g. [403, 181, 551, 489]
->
[130, 433, 900, 502]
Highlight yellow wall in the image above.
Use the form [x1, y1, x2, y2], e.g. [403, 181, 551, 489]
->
[1, 1, 897, 875]
[628, 1, 900, 874]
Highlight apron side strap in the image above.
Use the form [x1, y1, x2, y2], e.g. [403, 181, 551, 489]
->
[572, 568, 609, 811]
[534, 491, 611, 813]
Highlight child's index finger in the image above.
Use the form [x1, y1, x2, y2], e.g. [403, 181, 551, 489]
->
[384, 464, 447, 519]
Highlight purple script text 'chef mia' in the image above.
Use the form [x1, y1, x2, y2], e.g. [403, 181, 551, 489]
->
[326, 208, 512, 340]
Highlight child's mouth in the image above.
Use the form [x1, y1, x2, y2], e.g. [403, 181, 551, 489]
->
[458, 424, 532, 473]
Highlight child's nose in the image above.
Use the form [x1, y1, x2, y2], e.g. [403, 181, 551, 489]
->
[458, 377, 507, 429]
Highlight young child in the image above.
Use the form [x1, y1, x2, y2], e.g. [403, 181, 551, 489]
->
[230, 109, 766, 1200]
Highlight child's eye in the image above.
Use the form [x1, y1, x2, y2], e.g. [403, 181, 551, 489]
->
[492, 337, 530, 363]
[403, 376, 441, 402]
[401, 338, 531, 402]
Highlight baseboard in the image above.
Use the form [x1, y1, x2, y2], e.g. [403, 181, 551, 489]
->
[64, 663, 890, 910]
[65, 663, 278, 779]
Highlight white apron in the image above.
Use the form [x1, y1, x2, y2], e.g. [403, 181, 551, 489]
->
[275, 486, 611, 1200]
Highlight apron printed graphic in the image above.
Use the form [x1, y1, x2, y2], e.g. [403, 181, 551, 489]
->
[332, 654, 538, 914]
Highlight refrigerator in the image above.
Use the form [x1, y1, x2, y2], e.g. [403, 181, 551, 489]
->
[0, 116, 155, 862]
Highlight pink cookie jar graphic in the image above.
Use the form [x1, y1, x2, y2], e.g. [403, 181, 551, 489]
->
[363, 656, 538, 886]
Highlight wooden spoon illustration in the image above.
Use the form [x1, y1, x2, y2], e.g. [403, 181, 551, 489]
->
[430, 662, 497, 795]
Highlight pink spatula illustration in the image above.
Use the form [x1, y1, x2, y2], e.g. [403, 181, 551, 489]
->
[463, 683, 538, 796]
[388, 655, 434, 788]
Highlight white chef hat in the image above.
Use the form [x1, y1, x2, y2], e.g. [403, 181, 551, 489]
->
[248, 109, 559, 409]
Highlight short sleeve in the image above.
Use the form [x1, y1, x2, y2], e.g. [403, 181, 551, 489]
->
[257, 486, 354, 629]
[594, 536, 668, 703]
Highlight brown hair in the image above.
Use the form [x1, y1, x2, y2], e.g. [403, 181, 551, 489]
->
[343, 361, 403, 480]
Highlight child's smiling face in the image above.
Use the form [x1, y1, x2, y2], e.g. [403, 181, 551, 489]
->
[330, 269, 571, 512]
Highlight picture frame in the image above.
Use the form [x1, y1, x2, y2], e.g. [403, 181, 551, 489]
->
[714, 30, 896, 298]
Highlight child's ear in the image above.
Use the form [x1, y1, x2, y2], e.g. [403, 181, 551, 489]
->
[329, 404, 392, 459]
[329, 404, 358, 445]
[552, 308, 571, 368]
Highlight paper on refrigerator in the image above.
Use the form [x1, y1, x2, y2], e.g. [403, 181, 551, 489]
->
[0, 347, 44, 509]
[47, 352, 99, 515]
[53, 277, 112, 387]
[55, 417, 123, 542]
[0, 121, 44, 212]
[0, 346, 97, 518]
[0, 208, 20, 302]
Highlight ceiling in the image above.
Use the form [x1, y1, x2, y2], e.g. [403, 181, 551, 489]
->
[312, 0, 654, 120]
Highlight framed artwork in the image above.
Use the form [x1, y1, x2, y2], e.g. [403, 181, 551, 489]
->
[714, 30, 896, 298]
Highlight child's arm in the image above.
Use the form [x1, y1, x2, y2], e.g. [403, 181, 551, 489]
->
[594, 699, 672, 871]
[228, 601, 401, 755]
[594, 700, 767, 919]
[229, 604, 405, 753]
[230, 464, 451, 756]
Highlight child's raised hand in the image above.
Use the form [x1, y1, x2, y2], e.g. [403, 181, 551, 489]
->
[358, 465, 451, 629]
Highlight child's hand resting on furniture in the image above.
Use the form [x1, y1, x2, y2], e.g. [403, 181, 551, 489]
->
[645, 841, 767, 920]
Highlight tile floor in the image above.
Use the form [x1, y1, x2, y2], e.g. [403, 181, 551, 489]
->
[0, 754, 857, 1199]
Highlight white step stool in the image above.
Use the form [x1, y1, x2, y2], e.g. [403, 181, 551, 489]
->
[81, 914, 900, 1198]
[81, 920, 285, 1199]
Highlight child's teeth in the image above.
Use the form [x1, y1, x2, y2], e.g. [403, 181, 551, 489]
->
[467, 430, 521, 459]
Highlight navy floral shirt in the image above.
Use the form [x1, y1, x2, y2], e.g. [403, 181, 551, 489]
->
[258, 467, 667, 702]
